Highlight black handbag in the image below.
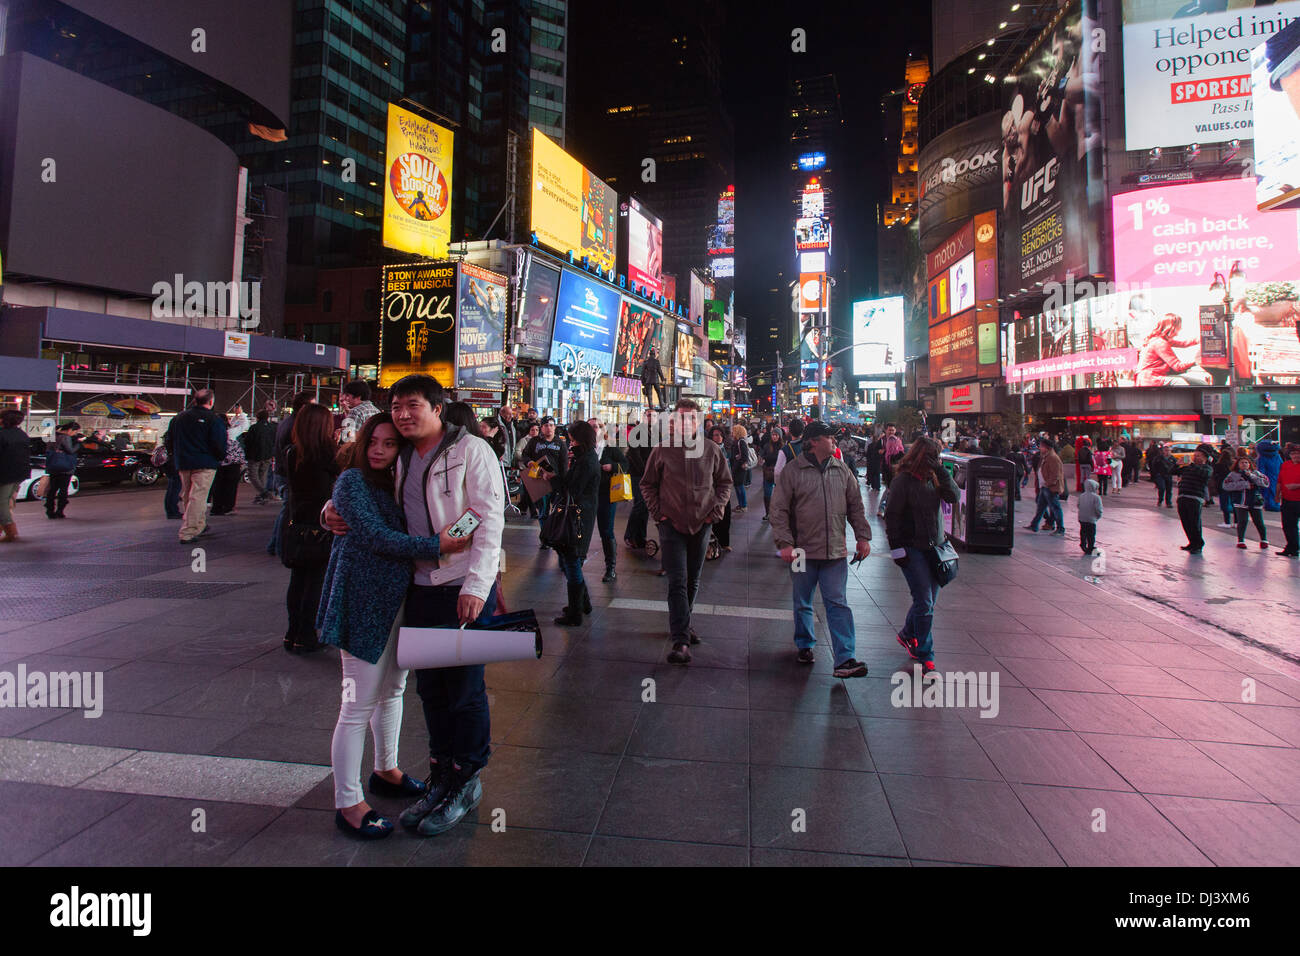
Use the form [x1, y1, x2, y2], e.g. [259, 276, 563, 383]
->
[541, 493, 582, 551]
[281, 519, 333, 569]
[927, 539, 959, 587]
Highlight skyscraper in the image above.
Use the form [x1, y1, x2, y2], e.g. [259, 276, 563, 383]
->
[566, 0, 734, 293]
[528, 0, 568, 147]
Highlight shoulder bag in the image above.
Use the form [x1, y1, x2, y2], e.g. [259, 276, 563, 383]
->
[927, 539, 960, 587]
[281, 519, 333, 569]
[541, 491, 582, 551]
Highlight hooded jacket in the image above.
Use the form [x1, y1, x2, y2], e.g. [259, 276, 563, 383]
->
[770, 450, 871, 560]
[1257, 440, 1283, 508]
[1077, 479, 1103, 523]
[393, 423, 505, 602]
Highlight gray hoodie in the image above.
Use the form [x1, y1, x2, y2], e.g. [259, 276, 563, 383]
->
[1077, 478, 1103, 523]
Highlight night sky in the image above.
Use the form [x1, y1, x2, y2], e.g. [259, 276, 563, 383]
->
[723, 1, 932, 368]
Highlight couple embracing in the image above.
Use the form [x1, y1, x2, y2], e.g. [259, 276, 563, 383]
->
[316, 374, 505, 839]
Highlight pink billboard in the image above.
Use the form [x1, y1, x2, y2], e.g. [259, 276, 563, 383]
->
[1007, 346, 1139, 385]
[1112, 179, 1300, 289]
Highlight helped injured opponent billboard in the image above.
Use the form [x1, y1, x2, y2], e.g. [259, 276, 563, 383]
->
[1121, 0, 1300, 151]
[1001, 0, 1105, 293]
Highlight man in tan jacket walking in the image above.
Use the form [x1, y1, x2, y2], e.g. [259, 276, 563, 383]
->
[640, 399, 733, 664]
[770, 421, 872, 676]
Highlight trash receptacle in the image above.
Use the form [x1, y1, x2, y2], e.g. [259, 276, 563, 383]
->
[940, 452, 1016, 554]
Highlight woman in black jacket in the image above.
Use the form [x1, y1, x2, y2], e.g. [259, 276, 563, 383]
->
[884, 436, 960, 676]
[589, 418, 631, 582]
[708, 426, 733, 555]
[283, 404, 341, 652]
[759, 424, 783, 521]
[542, 419, 600, 626]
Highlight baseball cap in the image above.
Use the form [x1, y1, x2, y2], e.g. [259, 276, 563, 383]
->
[803, 421, 836, 440]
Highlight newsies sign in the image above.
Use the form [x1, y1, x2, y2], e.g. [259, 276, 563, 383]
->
[918, 113, 1003, 239]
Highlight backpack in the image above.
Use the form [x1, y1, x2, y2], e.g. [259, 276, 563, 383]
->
[743, 440, 758, 470]
[781, 439, 803, 464]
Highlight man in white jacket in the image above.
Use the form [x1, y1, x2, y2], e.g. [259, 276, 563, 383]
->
[323, 374, 504, 837]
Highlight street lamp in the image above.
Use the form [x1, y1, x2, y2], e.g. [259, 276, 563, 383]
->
[1209, 259, 1245, 447]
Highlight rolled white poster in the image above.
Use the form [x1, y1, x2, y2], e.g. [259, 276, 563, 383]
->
[396, 623, 542, 670]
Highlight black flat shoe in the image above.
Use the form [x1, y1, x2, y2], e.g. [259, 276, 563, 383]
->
[368, 771, 427, 798]
[335, 809, 394, 840]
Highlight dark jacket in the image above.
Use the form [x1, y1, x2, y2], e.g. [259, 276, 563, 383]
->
[640, 354, 664, 386]
[45, 433, 83, 475]
[0, 427, 30, 484]
[548, 447, 600, 558]
[597, 444, 631, 506]
[243, 420, 277, 462]
[287, 447, 341, 528]
[884, 467, 961, 553]
[641, 439, 733, 535]
[523, 436, 568, 480]
[172, 405, 228, 471]
[316, 468, 441, 664]
[732, 437, 752, 485]
[274, 413, 297, 476]
[1174, 461, 1212, 500]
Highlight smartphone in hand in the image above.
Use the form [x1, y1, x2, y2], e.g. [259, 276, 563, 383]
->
[445, 507, 482, 538]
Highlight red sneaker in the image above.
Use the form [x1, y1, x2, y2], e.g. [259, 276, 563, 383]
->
[897, 633, 921, 661]
[920, 660, 937, 677]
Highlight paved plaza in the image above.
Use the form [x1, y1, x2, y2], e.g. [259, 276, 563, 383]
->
[1, 480, 1298, 867]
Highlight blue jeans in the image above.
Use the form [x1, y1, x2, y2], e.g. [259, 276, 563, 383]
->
[407, 582, 497, 773]
[763, 479, 775, 512]
[267, 499, 286, 556]
[735, 480, 747, 509]
[1218, 490, 1234, 525]
[1153, 473, 1172, 505]
[557, 550, 586, 587]
[791, 558, 856, 666]
[164, 471, 182, 517]
[1029, 487, 1063, 531]
[898, 547, 941, 662]
[658, 520, 711, 644]
[536, 493, 552, 539]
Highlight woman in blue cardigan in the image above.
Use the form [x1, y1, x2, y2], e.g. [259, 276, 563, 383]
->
[317, 412, 470, 839]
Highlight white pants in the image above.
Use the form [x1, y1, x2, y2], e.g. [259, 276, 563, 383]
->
[1110, 463, 1123, 490]
[331, 607, 409, 808]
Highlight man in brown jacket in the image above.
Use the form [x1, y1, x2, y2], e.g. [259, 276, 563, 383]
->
[640, 399, 733, 664]
[1026, 439, 1066, 536]
[770, 421, 872, 676]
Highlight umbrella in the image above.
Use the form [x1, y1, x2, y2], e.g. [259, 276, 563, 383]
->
[74, 400, 126, 418]
[113, 397, 161, 415]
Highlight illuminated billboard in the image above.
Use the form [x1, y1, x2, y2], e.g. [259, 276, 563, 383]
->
[708, 186, 735, 255]
[689, 271, 706, 322]
[674, 322, 697, 384]
[383, 103, 454, 258]
[456, 262, 507, 390]
[929, 309, 979, 384]
[798, 151, 827, 171]
[614, 298, 667, 379]
[531, 128, 617, 270]
[795, 217, 831, 250]
[515, 253, 561, 363]
[950, 252, 976, 315]
[549, 268, 621, 376]
[1007, 288, 1300, 390]
[1112, 179, 1300, 287]
[799, 274, 826, 312]
[1122, 0, 1300, 152]
[852, 297, 905, 377]
[801, 180, 825, 217]
[378, 262, 456, 388]
[1253, 25, 1300, 210]
[623, 197, 664, 295]
[1001, 0, 1104, 291]
[710, 257, 735, 278]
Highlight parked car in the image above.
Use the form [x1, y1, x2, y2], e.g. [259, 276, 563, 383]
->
[27, 437, 159, 487]
[17, 469, 81, 501]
